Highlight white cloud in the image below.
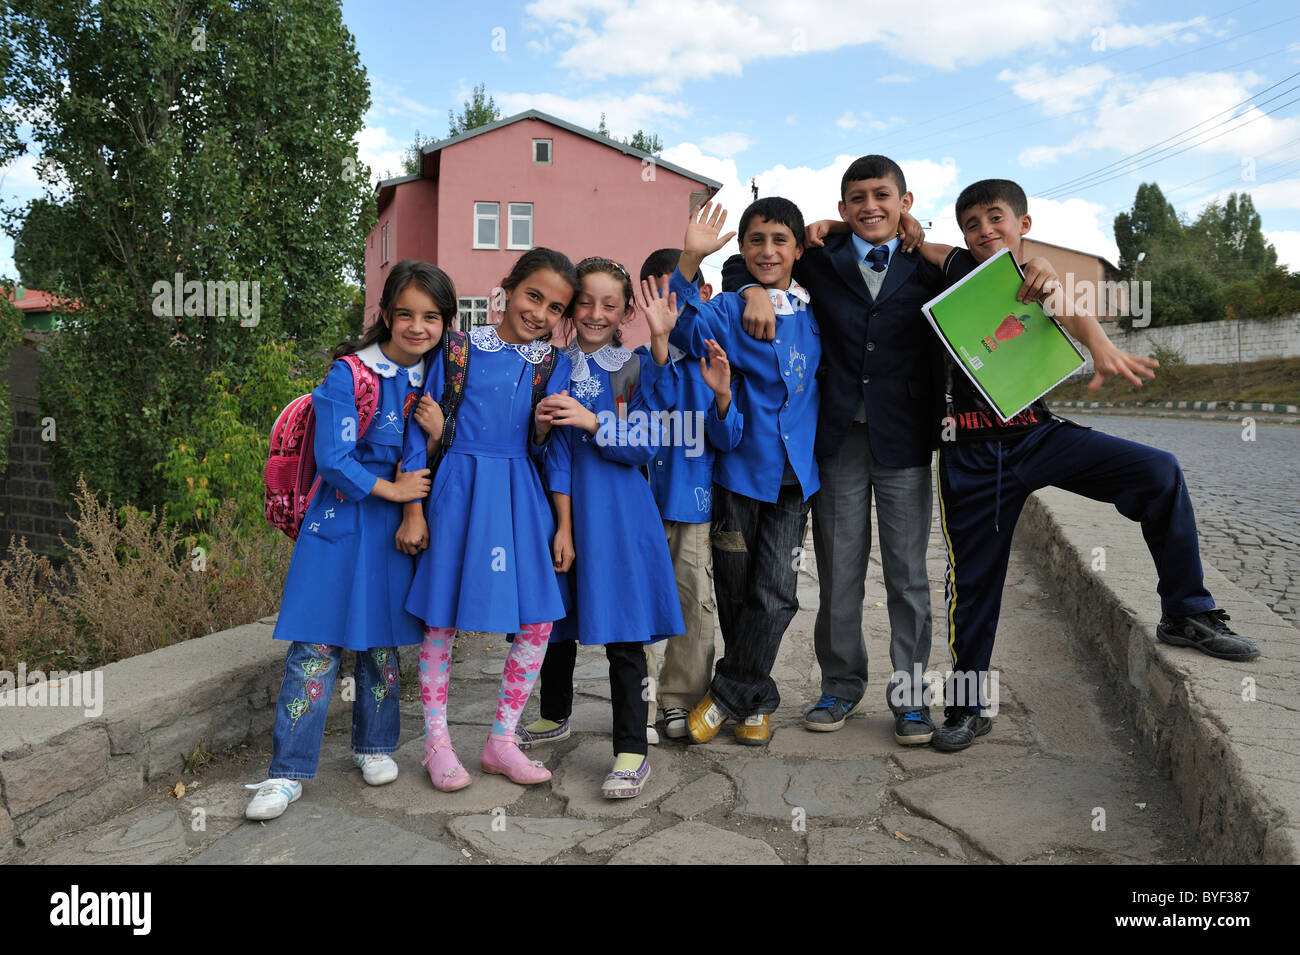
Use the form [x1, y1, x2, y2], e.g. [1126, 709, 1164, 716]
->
[525, 0, 1119, 88]
[355, 121, 410, 185]
[493, 89, 690, 139]
[1017, 71, 1300, 169]
[698, 131, 753, 156]
[0, 150, 43, 194]
[879, 73, 912, 84]
[835, 111, 904, 132]
[1266, 230, 1300, 271]
[998, 63, 1114, 116]
[1188, 179, 1300, 214]
[1095, 17, 1208, 50]
[1026, 195, 1120, 263]
[370, 77, 442, 120]
[836, 112, 858, 130]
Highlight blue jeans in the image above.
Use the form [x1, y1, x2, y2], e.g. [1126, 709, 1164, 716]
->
[268, 642, 401, 780]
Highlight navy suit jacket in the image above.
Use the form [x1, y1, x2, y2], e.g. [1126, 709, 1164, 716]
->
[722, 233, 945, 467]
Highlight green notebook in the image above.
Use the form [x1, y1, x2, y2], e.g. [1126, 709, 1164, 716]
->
[922, 249, 1083, 422]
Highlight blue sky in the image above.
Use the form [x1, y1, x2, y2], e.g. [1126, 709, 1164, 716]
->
[4, 0, 1299, 283]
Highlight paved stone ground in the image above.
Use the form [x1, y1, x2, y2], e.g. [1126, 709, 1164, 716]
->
[15, 507, 1197, 866]
[1066, 411, 1300, 626]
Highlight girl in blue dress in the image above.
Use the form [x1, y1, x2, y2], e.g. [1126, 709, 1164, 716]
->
[401, 249, 579, 791]
[246, 260, 447, 822]
[518, 257, 686, 799]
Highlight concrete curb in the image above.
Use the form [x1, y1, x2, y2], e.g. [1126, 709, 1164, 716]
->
[0, 616, 343, 859]
[1056, 399, 1300, 415]
[1021, 488, 1300, 864]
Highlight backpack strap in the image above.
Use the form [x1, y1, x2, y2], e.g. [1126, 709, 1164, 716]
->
[437, 329, 471, 452]
[529, 344, 559, 418]
[608, 350, 642, 411]
[339, 353, 380, 436]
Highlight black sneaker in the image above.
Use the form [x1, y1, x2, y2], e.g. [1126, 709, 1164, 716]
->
[1156, 609, 1260, 662]
[931, 706, 992, 752]
[894, 707, 934, 745]
[803, 694, 860, 732]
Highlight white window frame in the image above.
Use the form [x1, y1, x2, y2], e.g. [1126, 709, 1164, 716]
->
[380, 221, 389, 265]
[533, 139, 552, 164]
[507, 202, 533, 251]
[457, 296, 491, 332]
[473, 202, 500, 249]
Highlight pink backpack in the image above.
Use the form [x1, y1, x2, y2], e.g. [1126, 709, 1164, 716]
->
[264, 354, 379, 540]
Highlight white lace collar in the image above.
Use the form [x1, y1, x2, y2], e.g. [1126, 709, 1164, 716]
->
[768, 279, 810, 316]
[563, 340, 634, 382]
[470, 324, 552, 365]
[356, 342, 424, 387]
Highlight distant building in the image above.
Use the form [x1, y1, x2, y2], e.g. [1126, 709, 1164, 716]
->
[6, 287, 65, 331]
[1021, 237, 1128, 323]
[364, 110, 722, 349]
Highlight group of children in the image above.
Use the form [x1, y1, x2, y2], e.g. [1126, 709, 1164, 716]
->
[246, 154, 1261, 822]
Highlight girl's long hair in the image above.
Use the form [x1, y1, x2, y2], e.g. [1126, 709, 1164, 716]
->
[333, 259, 458, 360]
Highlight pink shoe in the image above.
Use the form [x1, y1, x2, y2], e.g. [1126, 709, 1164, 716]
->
[422, 738, 471, 792]
[481, 734, 552, 785]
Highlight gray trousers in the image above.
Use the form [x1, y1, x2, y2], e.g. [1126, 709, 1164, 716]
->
[811, 422, 933, 711]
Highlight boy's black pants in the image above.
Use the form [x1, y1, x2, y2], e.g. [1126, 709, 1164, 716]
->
[539, 639, 649, 755]
[936, 419, 1215, 710]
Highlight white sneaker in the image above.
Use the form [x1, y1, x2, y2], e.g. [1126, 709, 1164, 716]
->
[353, 752, 399, 786]
[663, 707, 689, 740]
[245, 778, 302, 820]
[646, 724, 660, 746]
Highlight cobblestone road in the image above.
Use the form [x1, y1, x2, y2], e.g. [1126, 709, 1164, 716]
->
[1062, 412, 1300, 625]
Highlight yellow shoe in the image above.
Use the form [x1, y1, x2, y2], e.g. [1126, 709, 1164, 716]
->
[734, 714, 772, 746]
[687, 693, 728, 744]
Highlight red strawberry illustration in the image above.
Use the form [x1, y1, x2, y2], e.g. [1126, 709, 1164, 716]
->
[995, 314, 1029, 342]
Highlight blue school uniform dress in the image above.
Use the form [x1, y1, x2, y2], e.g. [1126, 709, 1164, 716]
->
[273, 343, 427, 650]
[402, 325, 572, 633]
[546, 342, 685, 645]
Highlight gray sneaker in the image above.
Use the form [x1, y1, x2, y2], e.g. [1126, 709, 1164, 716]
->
[803, 694, 860, 732]
[893, 707, 935, 745]
[1157, 610, 1260, 662]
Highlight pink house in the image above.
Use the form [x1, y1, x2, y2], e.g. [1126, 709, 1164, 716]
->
[364, 110, 721, 349]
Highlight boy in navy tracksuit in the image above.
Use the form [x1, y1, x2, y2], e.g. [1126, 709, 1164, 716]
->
[635, 249, 742, 742]
[921, 178, 1261, 751]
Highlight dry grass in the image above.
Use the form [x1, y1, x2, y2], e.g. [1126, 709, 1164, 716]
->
[0, 478, 292, 672]
[1048, 356, 1300, 406]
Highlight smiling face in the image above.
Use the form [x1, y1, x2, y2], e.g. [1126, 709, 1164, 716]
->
[838, 176, 913, 245]
[497, 267, 575, 344]
[571, 271, 630, 352]
[960, 200, 1031, 263]
[740, 217, 802, 289]
[380, 284, 444, 366]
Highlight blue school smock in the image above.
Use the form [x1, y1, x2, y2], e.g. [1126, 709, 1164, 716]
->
[668, 268, 821, 503]
[633, 343, 743, 523]
[273, 343, 427, 650]
[401, 326, 571, 633]
[546, 342, 685, 646]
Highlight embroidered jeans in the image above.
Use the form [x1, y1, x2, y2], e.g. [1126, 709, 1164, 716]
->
[268, 642, 401, 780]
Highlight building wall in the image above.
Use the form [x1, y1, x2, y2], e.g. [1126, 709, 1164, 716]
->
[367, 118, 713, 349]
[1021, 238, 1128, 323]
[1096, 313, 1300, 366]
[364, 178, 440, 328]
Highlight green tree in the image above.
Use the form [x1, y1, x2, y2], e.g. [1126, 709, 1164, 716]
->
[0, 285, 23, 477]
[400, 128, 434, 176]
[1, 0, 374, 508]
[1113, 181, 1183, 275]
[1186, 192, 1277, 285]
[448, 83, 501, 137]
[593, 112, 663, 155]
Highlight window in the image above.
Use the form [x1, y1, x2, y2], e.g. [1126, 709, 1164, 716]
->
[508, 203, 533, 250]
[458, 296, 490, 332]
[474, 202, 499, 249]
[533, 139, 552, 164]
[380, 221, 389, 265]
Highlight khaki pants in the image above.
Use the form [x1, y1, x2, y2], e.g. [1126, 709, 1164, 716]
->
[645, 519, 717, 721]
